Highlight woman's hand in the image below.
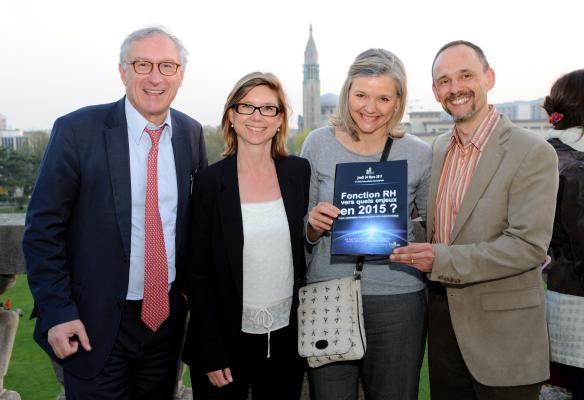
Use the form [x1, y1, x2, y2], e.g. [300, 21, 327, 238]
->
[307, 202, 340, 242]
[207, 368, 233, 387]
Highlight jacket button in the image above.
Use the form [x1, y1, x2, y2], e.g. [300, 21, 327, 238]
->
[117, 300, 124, 309]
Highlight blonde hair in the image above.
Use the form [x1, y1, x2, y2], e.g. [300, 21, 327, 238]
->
[331, 48, 407, 140]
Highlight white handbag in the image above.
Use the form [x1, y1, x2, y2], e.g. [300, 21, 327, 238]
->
[297, 265, 366, 368]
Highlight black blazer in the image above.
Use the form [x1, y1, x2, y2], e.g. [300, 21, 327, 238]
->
[183, 154, 310, 373]
[22, 97, 207, 379]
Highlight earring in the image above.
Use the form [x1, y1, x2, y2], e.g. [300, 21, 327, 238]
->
[277, 127, 280, 132]
[231, 123, 234, 128]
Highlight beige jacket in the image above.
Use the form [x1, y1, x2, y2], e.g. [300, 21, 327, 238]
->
[427, 115, 558, 386]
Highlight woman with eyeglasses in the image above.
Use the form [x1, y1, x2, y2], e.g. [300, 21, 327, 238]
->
[300, 49, 431, 400]
[182, 72, 310, 400]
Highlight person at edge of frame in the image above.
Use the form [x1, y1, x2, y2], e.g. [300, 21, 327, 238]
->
[541, 68, 584, 400]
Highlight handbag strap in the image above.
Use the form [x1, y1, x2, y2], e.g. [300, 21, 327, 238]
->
[379, 135, 394, 162]
[354, 256, 364, 280]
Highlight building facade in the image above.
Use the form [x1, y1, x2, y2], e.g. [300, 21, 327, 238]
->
[0, 113, 28, 151]
[407, 99, 550, 142]
[320, 92, 338, 127]
[0, 129, 27, 151]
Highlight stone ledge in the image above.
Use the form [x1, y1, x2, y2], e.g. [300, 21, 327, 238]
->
[0, 215, 26, 275]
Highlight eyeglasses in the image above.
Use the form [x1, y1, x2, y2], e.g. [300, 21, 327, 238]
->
[126, 61, 181, 76]
[233, 103, 281, 117]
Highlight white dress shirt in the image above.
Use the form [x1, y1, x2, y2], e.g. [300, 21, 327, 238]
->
[125, 98, 177, 300]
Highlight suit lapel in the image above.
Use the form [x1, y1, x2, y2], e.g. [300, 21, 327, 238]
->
[104, 99, 132, 258]
[170, 113, 191, 258]
[427, 134, 451, 242]
[276, 158, 296, 250]
[276, 158, 304, 284]
[218, 156, 244, 300]
[448, 117, 510, 243]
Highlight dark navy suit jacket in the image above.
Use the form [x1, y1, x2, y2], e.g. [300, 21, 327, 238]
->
[22, 97, 207, 379]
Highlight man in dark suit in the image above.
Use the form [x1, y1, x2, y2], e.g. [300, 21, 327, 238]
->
[22, 26, 207, 399]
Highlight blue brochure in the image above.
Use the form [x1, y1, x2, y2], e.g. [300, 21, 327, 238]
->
[331, 160, 408, 256]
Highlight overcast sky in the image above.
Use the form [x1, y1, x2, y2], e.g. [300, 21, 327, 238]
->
[1, 0, 582, 131]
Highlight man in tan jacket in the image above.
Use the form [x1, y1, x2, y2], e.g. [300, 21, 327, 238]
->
[391, 40, 558, 399]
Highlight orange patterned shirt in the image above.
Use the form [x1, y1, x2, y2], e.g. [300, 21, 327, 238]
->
[432, 106, 501, 244]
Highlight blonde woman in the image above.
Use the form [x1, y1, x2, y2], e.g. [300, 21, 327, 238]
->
[301, 49, 431, 400]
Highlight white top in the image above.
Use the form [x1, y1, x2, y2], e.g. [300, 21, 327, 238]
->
[545, 127, 584, 152]
[546, 290, 584, 368]
[125, 98, 177, 300]
[240, 198, 294, 335]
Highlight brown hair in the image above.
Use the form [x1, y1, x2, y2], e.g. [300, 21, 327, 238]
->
[543, 69, 584, 137]
[431, 40, 490, 78]
[222, 72, 290, 158]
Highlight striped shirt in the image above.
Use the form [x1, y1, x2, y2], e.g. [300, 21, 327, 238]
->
[432, 106, 501, 244]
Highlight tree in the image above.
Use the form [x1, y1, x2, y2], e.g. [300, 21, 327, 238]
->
[0, 131, 49, 209]
[203, 125, 225, 165]
[0, 147, 31, 207]
[292, 128, 311, 155]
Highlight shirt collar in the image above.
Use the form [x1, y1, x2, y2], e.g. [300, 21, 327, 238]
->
[125, 97, 173, 145]
[449, 105, 499, 152]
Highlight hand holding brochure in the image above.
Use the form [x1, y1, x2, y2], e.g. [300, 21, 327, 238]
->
[331, 160, 408, 255]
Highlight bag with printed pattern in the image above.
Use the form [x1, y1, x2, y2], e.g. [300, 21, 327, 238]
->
[297, 274, 366, 367]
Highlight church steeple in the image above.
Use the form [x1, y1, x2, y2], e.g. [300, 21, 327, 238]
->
[304, 24, 318, 65]
[302, 24, 321, 131]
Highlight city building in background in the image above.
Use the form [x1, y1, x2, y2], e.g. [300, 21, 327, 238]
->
[405, 99, 550, 143]
[0, 130, 27, 151]
[0, 113, 26, 151]
[299, 25, 321, 132]
[320, 92, 338, 126]
[0, 113, 46, 151]
[298, 25, 339, 132]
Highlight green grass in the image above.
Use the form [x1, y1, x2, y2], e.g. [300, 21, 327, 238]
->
[419, 347, 430, 399]
[3, 275, 61, 399]
[0, 204, 27, 213]
[3, 276, 430, 399]
[0, 208, 26, 214]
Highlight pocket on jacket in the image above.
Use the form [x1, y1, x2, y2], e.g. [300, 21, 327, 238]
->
[481, 287, 541, 311]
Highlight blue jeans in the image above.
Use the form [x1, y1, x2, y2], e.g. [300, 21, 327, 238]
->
[308, 290, 427, 400]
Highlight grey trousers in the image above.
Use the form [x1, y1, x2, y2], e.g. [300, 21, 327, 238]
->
[308, 290, 427, 400]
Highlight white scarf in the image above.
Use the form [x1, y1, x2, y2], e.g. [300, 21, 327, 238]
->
[545, 127, 584, 152]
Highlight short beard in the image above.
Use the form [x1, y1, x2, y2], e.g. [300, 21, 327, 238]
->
[441, 92, 477, 122]
[450, 105, 477, 122]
